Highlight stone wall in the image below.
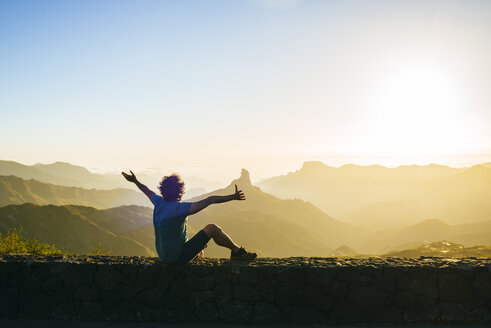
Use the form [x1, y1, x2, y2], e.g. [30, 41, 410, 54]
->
[0, 255, 490, 324]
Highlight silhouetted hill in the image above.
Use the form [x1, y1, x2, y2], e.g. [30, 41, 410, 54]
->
[0, 200, 328, 259]
[0, 160, 65, 183]
[4, 166, 488, 258]
[258, 161, 461, 217]
[259, 162, 489, 226]
[183, 187, 207, 200]
[382, 240, 491, 258]
[0, 160, 220, 193]
[346, 200, 422, 231]
[356, 218, 491, 254]
[0, 170, 355, 258]
[0, 203, 155, 256]
[346, 166, 491, 228]
[330, 245, 359, 257]
[0, 168, 348, 257]
[186, 169, 360, 257]
[0, 160, 126, 189]
[34, 161, 95, 180]
[0, 175, 149, 208]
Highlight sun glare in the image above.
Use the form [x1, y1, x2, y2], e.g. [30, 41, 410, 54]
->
[361, 57, 470, 158]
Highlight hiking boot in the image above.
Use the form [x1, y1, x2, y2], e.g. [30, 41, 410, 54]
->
[230, 247, 257, 260]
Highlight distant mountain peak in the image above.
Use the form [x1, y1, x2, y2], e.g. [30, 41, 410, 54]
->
[35, 161, 72, 167]
[228, 168, 252, 187]
[332, 245, 358, 256]
[340, 163, 386, 170]
[236, 168, 251, 185]
[34, 161, 92, 174]
[301, 161, 328, 170]
[467, 164, 489, 172]
[417, 218, 449, 226]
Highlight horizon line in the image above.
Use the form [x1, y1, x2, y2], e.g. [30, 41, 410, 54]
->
[2, 157, 490, 173]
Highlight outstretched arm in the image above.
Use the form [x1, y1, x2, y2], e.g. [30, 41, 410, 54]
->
[121, 170, 155, 203]
[189, 184, 245, 215]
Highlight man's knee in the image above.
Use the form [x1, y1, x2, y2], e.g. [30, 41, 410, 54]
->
[203, 223, 221, 236]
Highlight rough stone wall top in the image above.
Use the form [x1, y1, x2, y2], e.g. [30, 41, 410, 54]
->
[1, 255, 490, 324]
[2, 254, 489, 268]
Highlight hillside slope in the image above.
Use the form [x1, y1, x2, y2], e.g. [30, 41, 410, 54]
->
[0, 203, 155, 256]
[0, 160, 124, 189]
[355, 218, 491, 254]
[0, 160, 220, 192]
[382, 240, 491, 258]
[0, 175, 149, 208]
[0, 169, 359, 258]
[187, 169, 361, 257]
[346, 165, 491, 229]
[258, 162, 490, 226]
[0, 201, 331, 258]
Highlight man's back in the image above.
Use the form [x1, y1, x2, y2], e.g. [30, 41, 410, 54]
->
[151, 194, 192, 263]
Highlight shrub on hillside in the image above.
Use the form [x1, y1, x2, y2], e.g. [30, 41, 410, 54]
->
[86, 241, 112, 256]
[0, 228, 61, 255]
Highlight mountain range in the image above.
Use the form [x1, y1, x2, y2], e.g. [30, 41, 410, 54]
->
[0, 169, 357, 257]
[0, 175, 148, 208]
[0, 160, 490, 257]
[258, 161, 491, 229]
[184, 169, 358, 257]
[0, 160, 125, 190]
[0, 203, 155, 256]
[0, 160, 219, 196]
[355, 218, 491, 254]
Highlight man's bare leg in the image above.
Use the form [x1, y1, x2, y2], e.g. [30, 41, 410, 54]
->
[203, 224, 239, 252]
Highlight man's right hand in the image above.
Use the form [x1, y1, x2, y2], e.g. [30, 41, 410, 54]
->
[122, 170, 138, 183]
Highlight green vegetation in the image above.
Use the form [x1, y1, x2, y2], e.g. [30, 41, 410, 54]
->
[0, 204, 155, 257]
[86, 241, 112, 256]
[0, 228, 114, 256]
[0, 228, 61, 255]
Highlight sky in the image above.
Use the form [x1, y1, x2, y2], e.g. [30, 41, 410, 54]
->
[1, 0, 490, 183]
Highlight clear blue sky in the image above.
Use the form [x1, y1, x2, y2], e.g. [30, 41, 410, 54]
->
[1, 0, 490, 182]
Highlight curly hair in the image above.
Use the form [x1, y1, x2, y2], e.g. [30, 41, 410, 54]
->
[158, 174, 185, 202]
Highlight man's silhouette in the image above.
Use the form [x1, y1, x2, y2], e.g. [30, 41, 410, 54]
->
[122, 170, 257, 264]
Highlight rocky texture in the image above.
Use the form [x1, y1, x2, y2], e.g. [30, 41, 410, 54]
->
[0, 255, 490, 324]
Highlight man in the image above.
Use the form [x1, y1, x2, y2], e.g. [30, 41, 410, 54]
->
[122, 170, 257, 264]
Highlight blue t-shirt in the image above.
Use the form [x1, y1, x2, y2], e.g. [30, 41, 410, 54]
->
[151, 194, 192, 263]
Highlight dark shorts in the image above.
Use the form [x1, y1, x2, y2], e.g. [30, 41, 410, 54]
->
[173, 230, 211, 264]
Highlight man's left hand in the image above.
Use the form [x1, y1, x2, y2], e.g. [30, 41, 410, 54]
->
[234, 184, 246, 200]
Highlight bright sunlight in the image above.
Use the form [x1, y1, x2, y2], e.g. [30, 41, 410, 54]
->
[360, 55, 472, 159]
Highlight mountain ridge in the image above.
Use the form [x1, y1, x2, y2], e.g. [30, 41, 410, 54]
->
[258, 161, 490, 225]
[0, 160, 126, 190]
[355, 218, 491, 254]
[0, 169, 351, 257]
[2, 161, 490, 257]
[188, 169, 359, 250]
[0, 203, 155, 256]
[0, 175, 150, 208]
[382, 240, 491, 258]
[0, 160, 221, 192]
